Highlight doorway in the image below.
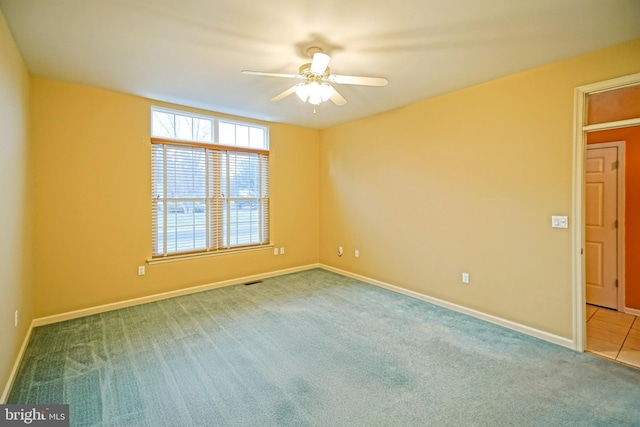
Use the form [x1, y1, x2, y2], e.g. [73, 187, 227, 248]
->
[572, 72, 640, 352]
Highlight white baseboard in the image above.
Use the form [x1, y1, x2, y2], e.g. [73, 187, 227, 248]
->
[6, 262, 575, 402]
[320, 264, 575, 350]
[1, 320, 35, 404]
[33, 263, 320, 327]
[625, 307, 640, 317]
[4, 264, 319, 401]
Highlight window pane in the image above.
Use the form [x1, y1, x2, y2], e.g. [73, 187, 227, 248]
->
[165, 201, 207, 253]
[236, 125, 249, 147]
[228, 200, 260, 247]
[228, 153, 240, 198]
[175, 114, 193, 140]
[165, 146, 206, 198]
[228, 152, 258, 198]
[218, 121, 267, 149]
[152, 111, 175, 138]
[194, 118, 212, 142]
[249, 127, 265, 149]
[219, 121, 235, 146]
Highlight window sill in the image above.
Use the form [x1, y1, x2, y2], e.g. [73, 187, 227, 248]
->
[147, 245, 274, 265]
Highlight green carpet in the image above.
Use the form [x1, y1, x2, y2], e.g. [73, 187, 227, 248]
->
[8, 269, 640, 426]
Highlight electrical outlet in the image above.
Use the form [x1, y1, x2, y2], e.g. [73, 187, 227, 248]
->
[280, 247, 285, 255]
[138, 266, 145, 276]
[274, 247, 279, 255]
[355, 249, 360, 258]
[15, 310, 18, 327]
[337, 246, 343, 257]
[462, 272, 470, 284]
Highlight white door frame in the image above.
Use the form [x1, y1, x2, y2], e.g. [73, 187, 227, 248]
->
[572, 72, 640, 352]
[585, 141, 625, 310]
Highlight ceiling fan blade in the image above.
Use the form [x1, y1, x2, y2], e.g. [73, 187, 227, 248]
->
[241, 70, 300, 79]
[329, 87, 347, 106]
[330, 74, 388, 87]
[310, 52, 331, 75]
[271, 85, 297, 102]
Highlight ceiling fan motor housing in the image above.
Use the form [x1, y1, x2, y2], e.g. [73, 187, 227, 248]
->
[299, 63, 330, 79]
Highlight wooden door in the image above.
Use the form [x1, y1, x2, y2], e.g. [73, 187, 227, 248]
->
[585, 146, 619, 309]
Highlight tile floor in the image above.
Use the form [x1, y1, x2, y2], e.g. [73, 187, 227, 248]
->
[586, 304, 640, 368]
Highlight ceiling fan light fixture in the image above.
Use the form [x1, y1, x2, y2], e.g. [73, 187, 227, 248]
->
[307, 82, 323, 105]
[319, 83, 334, 101]
[294, 82, 310, 102]
[295, 82, 334, 105]
[243, 48, 383, 110]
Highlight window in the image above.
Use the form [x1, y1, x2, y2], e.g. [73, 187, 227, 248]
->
[151, 108, 269, 257]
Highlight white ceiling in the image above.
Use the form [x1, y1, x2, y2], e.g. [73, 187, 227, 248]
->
[1, 0, 639, 129]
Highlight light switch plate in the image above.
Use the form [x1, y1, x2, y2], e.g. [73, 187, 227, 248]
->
[551, 216, 569, 229]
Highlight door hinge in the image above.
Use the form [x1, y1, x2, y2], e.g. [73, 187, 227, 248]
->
[615, 279, 619, 288]
[581, 248, 584, 255]
[614, 219, 618, 228]
[613, 160, 619, 169]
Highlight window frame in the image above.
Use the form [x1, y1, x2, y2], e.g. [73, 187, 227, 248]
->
[149, 107, 271, 262]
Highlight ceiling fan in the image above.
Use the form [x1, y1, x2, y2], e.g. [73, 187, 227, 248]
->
[241, 47, 388, 113]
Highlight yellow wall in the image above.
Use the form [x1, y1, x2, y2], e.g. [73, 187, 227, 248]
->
[319, 39, 640, 338]
[0, 10, 33, 399]
[30, 78, 320, 317]
[6, 16, 640, 396]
